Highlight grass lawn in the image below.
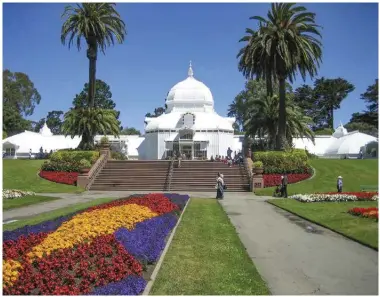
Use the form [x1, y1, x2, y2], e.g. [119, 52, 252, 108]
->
[256, 159, 378, 196]
[3, 195, 60, 211]
[268, 199, 379, 249]
[3, 198, 114, 231]
[150, 199, 269, 295]
[3, 159, 84, 193]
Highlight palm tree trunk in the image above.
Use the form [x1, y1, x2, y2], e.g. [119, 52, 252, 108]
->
[266, 73, 273, 97]
[276, 77, 286, 150]
[87, 39, 97, 108]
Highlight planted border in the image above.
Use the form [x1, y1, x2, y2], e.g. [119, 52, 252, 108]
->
[3, 193, 190, 295]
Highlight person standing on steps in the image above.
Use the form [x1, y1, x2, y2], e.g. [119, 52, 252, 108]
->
[337, 176, 343, 192]
[282, 173, 288, 198]
[215, 172, 225, 200]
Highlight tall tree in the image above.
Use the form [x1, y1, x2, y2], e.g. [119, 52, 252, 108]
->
[120, 127, 141, 135]
[294, 78, 355, 129]
[238, 3, 322, 150]
[33, 111, 64, 135]
[313, 77, 355, 128]
[3, 70, 42, 136]
[61, 3, 126, 108]
[353, 80, 378, 127]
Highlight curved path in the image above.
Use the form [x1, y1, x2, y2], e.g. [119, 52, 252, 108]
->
[219, 196, 378, 295]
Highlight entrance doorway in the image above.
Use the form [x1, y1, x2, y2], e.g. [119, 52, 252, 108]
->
[180, 144, 192, 160]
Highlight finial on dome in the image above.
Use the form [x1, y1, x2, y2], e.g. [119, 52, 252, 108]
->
[188, 60, 194, 77]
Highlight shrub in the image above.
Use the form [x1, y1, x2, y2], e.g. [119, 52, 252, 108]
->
[41, 160, 81, 172]
[253, 150, 311, 174]
[314, 128, 334, 135]
[50, 150, 99, 164]
[79, 159, 91, 169]
[111, 151, 127, 160]
[253, 161, 263, 168]
[100, 136, 109, 144]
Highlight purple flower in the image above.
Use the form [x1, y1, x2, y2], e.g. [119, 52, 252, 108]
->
[90, 275, 147, 295]
[3, 214, 75, 242]
[164, 193, 190, 210]
[115, 213, 177, 264]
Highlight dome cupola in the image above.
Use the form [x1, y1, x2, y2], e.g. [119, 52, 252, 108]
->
[165, 61, 214, 113]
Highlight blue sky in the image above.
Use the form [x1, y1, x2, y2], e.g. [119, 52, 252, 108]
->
[3, 3, 378, 132]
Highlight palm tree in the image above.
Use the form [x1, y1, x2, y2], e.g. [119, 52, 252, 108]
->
[61, 3, 126, 107]
[244, 94, 314, 150]
[62, 108, 120, 150]
[238, 3, 322, 150]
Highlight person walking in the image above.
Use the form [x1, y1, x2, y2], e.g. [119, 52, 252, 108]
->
[215, 172, 225, 199]
[337, 176, 343, 192]
[282, 174, 288, 198]
[177, 151, 182, 168]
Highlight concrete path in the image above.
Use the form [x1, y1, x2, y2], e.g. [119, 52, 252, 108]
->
[219, 196, 378, 295]
[3, 191, 254, 221]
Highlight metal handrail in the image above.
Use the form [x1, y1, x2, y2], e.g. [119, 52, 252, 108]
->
[86, 151, 110, 190]
[167, 157, 175, 191]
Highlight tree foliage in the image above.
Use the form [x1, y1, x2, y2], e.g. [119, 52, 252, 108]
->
[145, 107, 165, 118]
[61, 3, 126, 108]
[294, 78, 355, 129]
[62, 108, 120, 150]
[72, 79, 122, 133]
[3, 70, 42, 136]
[34, 111, 65, 135]
[120, 127, 141, 135]
[238, 3, 322, 150]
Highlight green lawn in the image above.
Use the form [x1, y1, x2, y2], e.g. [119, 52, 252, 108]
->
[150, 199, 269, 295]
[3, 198, 114, 231]
[256, 159, 378, 196]
[3, 159, 84, 193]
[3, 195, 60, 210]
[268, 199, 378, 249]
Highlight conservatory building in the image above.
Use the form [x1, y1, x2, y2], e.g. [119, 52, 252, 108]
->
[137, 62, 236, 160]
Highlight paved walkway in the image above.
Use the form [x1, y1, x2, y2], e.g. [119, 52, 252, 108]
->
[219, 196, 378, 295]
[3, 191, 253, 221]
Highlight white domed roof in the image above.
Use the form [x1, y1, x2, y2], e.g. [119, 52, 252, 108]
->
[145, 111, 234, 132]
[165, 62, 214, 113]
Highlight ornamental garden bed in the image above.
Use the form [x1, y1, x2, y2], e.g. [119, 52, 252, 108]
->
[348, 207, 378, 220]
[289, 192, 378, 202]
[263, 173, 311, 187]
[3, 193, 189, 295]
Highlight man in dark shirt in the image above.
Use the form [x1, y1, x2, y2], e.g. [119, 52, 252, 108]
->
[282, 174, 288, 198]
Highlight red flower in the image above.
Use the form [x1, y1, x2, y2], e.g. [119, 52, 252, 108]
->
[348, 207, 378, 220]
[322, 192, 377, 200]
[263, 173, 311, 187]
[39, 171, 79, 185]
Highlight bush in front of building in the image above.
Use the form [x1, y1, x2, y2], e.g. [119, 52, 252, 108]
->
[253, 149, 311, 174]
[50, 150, 99, 164]
[111, 151, 128, 160]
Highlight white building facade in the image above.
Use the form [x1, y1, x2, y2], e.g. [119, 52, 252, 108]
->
[137, 62, 236, 160]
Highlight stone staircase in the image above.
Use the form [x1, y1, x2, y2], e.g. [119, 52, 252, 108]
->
[89, 160, 171, 191]
[89, 160, 250, 192]
[170, 160, 250, 192]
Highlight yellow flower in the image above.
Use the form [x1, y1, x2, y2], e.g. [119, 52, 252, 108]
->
[3, 259, 21, 288]
[28, 203, 158, 260]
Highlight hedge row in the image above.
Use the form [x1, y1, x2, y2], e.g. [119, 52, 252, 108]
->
[50, 150, 99, 164]
[41, 150, 100, 172]
[253, 149, 311, 174]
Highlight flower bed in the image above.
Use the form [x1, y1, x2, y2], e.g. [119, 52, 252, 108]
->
[3, 190, 36, 199]
[290, 192, 378, 203]
[263, 173, 311, 187]
[348, 207, 378, 220]
[39, 171, 79, 186]
[3, 193, 190, 295]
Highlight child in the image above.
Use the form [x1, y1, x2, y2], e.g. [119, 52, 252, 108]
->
[273, 184, 282, 197]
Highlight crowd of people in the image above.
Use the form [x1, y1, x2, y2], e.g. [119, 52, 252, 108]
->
[210, 147, 244, 167]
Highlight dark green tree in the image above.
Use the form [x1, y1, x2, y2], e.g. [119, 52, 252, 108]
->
[145, 106, 165, 118]
[72, 80, 122, 133]
[120, 127, 141, 135]
[237, 3, 322, 150]
[352, 80, 378, 127]
[61, 3, 126, 108]
[294, 78, 355, 130]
